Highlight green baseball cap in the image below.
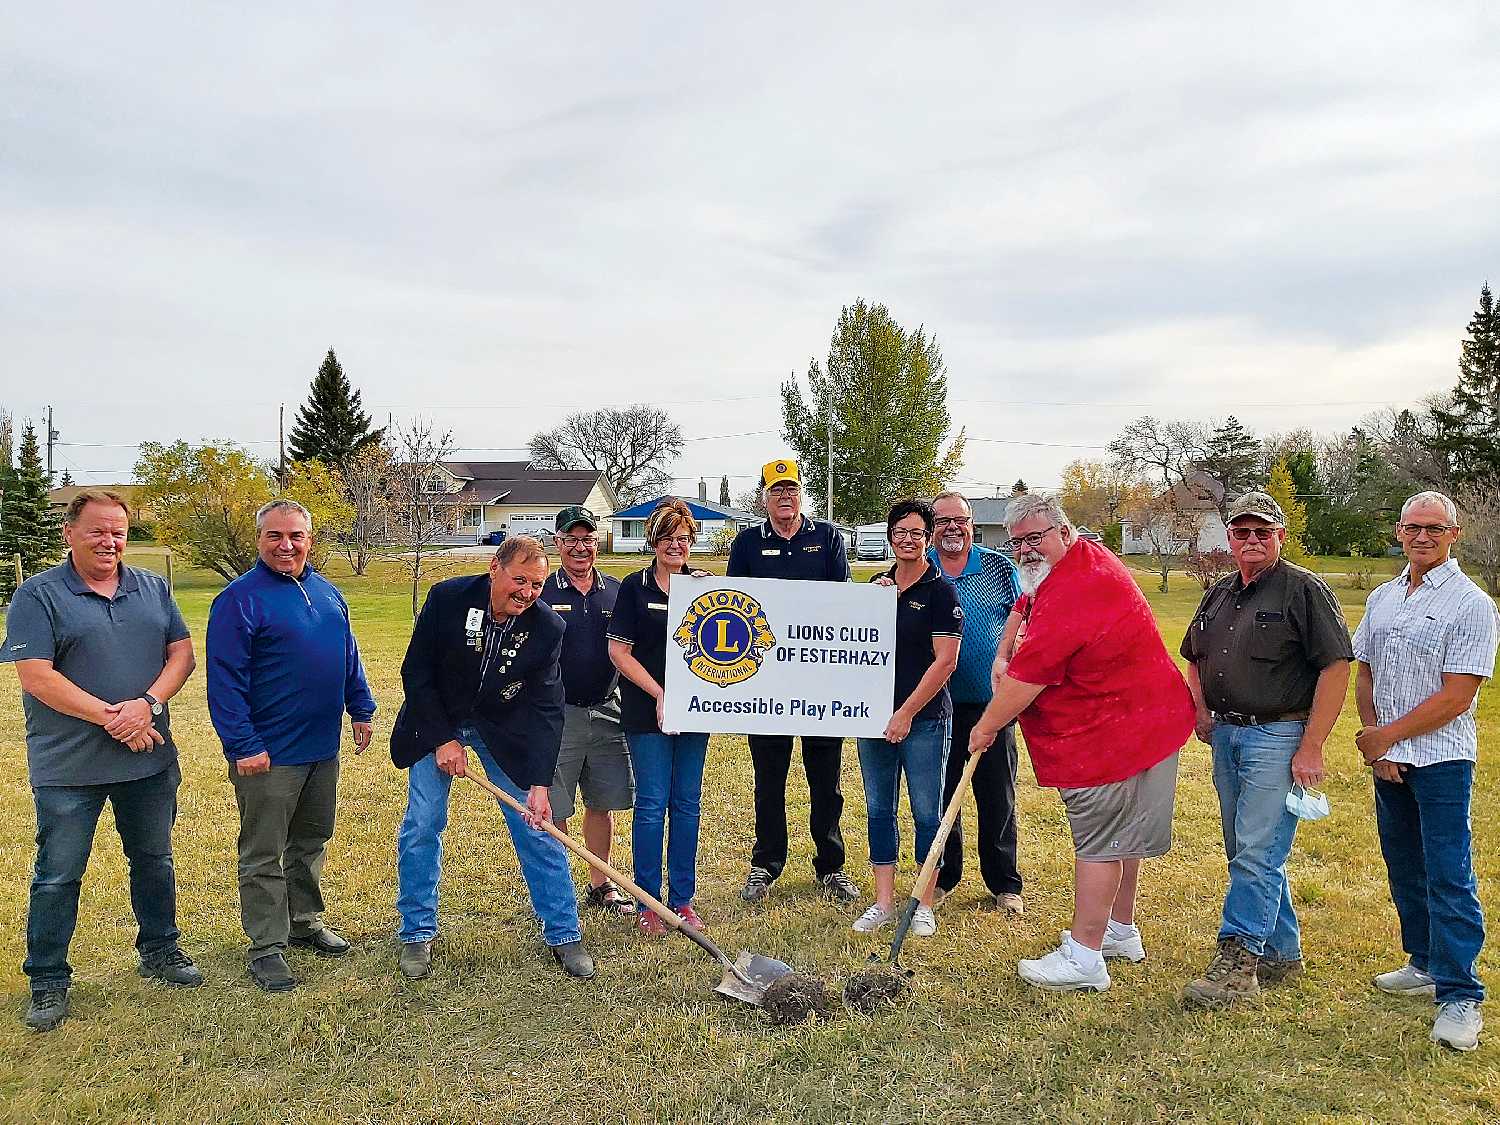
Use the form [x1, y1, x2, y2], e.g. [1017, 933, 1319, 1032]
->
[555, 505, 598, 532]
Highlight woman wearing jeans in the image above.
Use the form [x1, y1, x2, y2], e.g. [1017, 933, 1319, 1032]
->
[853, 499, 963, 937]
[608, 499, 712, 936]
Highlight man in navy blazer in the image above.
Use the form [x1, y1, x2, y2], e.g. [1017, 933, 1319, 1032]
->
[391, 536, 594, 979]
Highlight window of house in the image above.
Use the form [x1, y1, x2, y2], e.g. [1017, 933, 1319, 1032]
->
[462, 506, 483, 529]
[622, 520, 644, 539]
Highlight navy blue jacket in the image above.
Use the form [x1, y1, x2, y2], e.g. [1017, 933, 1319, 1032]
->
[390, 573, 566, 788]
[206, 560, 376, 765]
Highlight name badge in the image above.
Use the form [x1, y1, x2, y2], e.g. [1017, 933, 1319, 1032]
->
[761, 548, 782, 556]
[465, 608, 485, 632]
[648, 602, 669, 611]
[553, 604, 573, 612]
[803, 544, 821, 552]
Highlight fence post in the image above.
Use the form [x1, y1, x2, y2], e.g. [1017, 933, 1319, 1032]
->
[165, 548, 174, 596]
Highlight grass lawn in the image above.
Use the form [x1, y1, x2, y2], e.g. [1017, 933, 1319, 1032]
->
[1, 550, 1497, 1123]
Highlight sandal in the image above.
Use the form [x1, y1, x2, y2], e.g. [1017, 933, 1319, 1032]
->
[584, 881, 637, 916]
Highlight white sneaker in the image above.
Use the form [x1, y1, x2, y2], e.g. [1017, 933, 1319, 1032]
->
[1431, 1000, 1483, 1052]
[1018, 943, 1111, 992]
[1062, 927, 1146, 963]
[910, 905, 937, 937]
[1373, 962, 1437, 998]
[852, 903, 897, 933]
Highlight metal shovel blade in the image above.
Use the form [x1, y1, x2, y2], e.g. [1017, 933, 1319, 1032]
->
[713, 950, 794, 1006]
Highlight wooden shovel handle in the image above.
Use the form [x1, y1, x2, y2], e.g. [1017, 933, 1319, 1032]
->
[461, 770, 681, 928]
[913, 749, 981, 902]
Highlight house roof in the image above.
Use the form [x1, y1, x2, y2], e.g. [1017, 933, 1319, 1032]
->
[48, 484, 149, 515]
[435, 462, 611, 507]
[608, 495, 758, 522]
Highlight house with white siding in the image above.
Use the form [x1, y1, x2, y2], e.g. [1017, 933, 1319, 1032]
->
[422, 461, 619, 546]
[607, 496, 758, 554]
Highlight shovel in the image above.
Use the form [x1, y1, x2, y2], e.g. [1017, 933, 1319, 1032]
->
[870, 750, 982, 973]
[462, 771, 793, 1006]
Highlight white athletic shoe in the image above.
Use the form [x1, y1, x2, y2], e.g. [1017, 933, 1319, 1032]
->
[852, 903, 897, 933]
[1062, 927, 1146, 963]
[1431, 1000, 1483, 1052]
[910, 905, 937, 937]
[1018, 943, 1111, 993]
[1373, 962, 1437, 998]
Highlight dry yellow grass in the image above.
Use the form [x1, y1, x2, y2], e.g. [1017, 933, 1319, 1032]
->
[0, 554, 1496, 1123]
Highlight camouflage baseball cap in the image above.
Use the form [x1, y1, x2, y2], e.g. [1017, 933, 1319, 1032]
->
[555, 505, 598, 532]
[1226, 491, 1285, 526]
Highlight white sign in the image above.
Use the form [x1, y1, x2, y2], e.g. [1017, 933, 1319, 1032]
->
[662, 575, 896, 737]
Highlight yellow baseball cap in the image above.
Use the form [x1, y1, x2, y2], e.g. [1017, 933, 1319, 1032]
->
[761, 459, 801, 489]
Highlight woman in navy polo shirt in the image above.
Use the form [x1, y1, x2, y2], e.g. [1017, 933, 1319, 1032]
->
[853, 499, 963, 938]
[607, 499, 712, 936]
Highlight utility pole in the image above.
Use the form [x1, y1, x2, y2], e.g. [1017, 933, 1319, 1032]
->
[825, 391, 834, 524]
[45, 405, 57, 478]
[278, 403, 286, 490]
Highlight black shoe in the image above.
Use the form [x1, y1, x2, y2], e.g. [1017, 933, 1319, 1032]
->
[248, 953, 298, 992]
[289, 927, 351, 957]
[740, 866, 774, 904]
[550, 940, 596, 980]
[24, 990, 68, 1032]
[820, 870, 861, 905]
[139, 948, 204, 987]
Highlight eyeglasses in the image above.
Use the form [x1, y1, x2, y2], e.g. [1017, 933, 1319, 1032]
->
[890, 528, 929, 542]
[933, 516, 972, 529]
[1002, 525, 1057, 554]
[557, 535, 597, 549]
[766, 483, 798, 496]
[1228, 527, 1278, 542]
[1398, 522, 1455, 538]
[654, 535, 693, 548]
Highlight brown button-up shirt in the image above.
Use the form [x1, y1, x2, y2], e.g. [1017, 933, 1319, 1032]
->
[1180, 560, 1354, 717]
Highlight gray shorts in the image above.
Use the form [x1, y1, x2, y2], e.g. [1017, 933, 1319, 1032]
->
[1058, 752, 1179, 861]
[549, 704, 634, 821]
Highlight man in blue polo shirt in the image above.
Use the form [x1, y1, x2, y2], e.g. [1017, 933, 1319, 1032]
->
[726, 458, 859, 905]
[2, 490, 202, 1032]
[541, 505, 635, 916]
[928, 492, 1025, 914]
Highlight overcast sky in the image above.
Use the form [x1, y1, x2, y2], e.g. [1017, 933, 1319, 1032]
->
[3, 4, 1497, 501]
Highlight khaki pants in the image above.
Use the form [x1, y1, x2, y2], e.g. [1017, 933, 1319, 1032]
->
[229, 757, 339, 961]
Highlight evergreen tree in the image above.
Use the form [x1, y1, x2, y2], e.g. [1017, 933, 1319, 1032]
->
[1265, 457, 1308, 563]
[0, 422, 62, 594]
[59, 468, 75, 487]
[1198, 416, 1261, 522]
[719, 475, 731, 506]
[1010, 479, 1029, 495]
[1431, 282, 1500, 485]
[287, 348, 383, 467]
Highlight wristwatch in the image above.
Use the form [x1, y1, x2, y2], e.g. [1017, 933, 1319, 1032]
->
[141, 693, 163, 716]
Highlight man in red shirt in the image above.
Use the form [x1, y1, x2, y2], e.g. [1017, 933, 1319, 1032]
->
[970, 494, 1194, 992]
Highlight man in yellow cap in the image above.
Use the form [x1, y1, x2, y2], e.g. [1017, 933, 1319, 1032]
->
[726, 458, 858, 905]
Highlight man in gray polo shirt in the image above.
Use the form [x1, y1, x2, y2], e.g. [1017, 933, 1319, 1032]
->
[1, 490, 201, 1033]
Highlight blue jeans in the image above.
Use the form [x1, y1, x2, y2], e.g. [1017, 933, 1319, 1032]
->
[1374, 760, 1485, 1003]
[625, 732, 709, 909]
[396, 728, 581, 947]
[25, 761, 182, 994]
[857, 717, 949, 868]
[1211, 721, 1303, 960]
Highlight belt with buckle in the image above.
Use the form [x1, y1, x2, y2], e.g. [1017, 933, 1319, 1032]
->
[1215, 709, 1310, 727]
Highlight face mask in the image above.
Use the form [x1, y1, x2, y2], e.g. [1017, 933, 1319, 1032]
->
[1285, 785, 1330, 821]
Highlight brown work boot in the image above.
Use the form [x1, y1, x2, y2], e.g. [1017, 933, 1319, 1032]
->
[1256, 956, 1304, 987]
[1182, 939, 1261, 1009]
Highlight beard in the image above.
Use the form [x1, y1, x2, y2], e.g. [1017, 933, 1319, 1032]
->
[1016, 553, 1052, 595]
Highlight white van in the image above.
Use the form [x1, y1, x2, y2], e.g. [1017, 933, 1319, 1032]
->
[855, 523, 890, 561]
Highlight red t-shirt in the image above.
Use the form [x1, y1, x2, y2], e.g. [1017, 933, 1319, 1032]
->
[1006, 537, 1193, 788]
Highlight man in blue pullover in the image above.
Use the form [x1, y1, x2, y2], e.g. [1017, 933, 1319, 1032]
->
[207, 499, 376, 992]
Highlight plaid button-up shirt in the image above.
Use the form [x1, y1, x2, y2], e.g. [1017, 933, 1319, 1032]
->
[1352, 558, 1499, 766]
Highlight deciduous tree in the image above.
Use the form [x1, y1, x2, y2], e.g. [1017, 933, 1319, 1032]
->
[1456, 481, 1500, 596]
[387, 419, 459, 617]
[1266, 457, 1309, 563]
[780, 299, 964, 525]
[529, 405, 682, 505]
[336, 442, 395, 576]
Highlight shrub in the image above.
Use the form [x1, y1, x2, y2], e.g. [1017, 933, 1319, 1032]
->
[1184, 548, 1235, 590]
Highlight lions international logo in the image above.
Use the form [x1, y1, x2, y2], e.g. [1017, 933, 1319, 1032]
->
[674, 589, 776, 687]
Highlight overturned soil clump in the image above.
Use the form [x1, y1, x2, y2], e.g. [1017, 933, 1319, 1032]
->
[761, 973, 832, 1025]
[842, 969, 910, 1013]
